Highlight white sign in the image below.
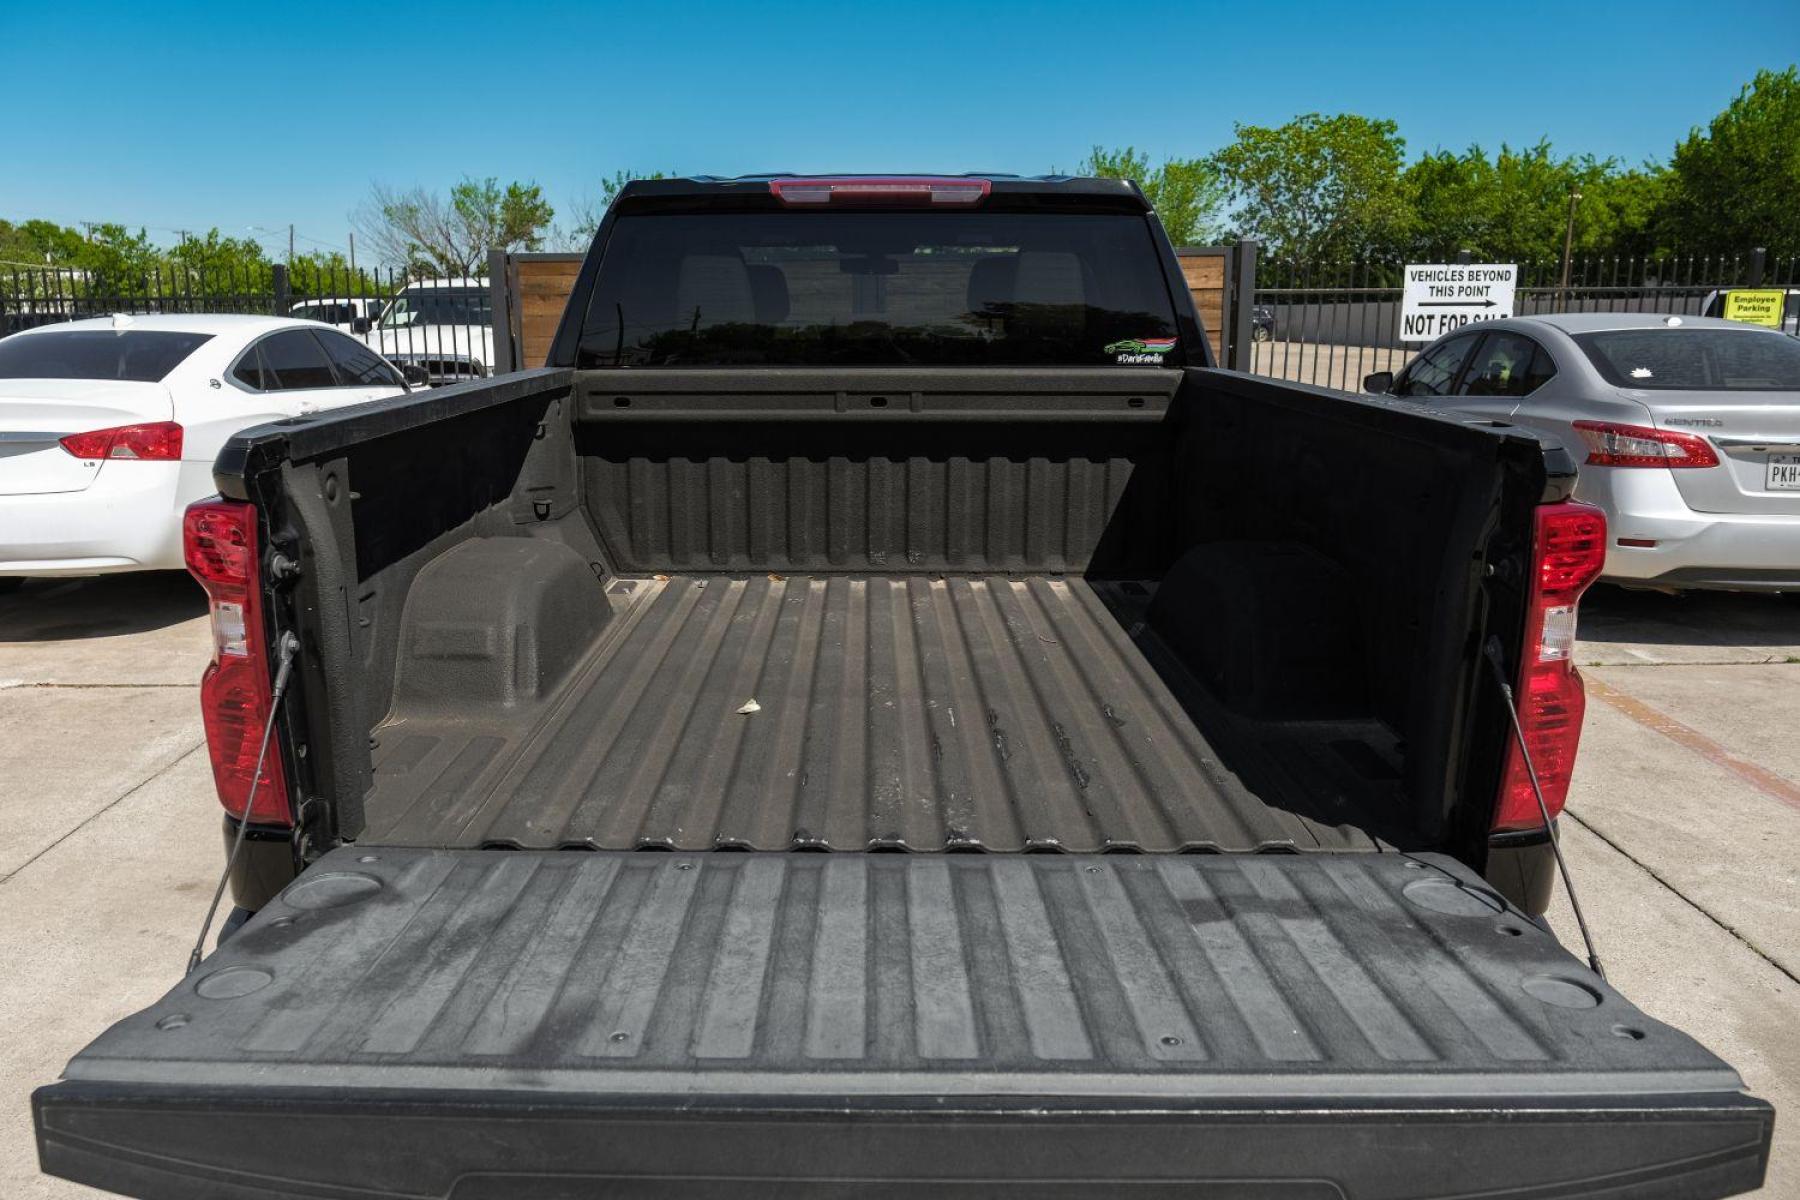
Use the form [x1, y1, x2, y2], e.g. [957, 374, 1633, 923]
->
[1399, 263, 1517, 342]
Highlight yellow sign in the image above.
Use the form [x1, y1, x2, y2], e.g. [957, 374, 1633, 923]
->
[1722, 289, 1786, 328]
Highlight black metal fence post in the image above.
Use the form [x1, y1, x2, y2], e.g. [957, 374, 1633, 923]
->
[1228, 239, 1259, 371]
[488, 249, 514, 376]
[271, 264, 290, 317]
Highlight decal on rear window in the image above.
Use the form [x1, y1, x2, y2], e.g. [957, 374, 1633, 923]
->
[1106, 336, 1176, 364]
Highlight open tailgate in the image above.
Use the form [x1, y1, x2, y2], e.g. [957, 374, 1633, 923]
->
[37, 848, 1770, 1199]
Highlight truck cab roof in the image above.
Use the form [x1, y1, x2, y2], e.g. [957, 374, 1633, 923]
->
[610, 173, 1152, 211]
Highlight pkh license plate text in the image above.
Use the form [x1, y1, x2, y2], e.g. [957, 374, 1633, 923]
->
[1768, 454, 1800, 490]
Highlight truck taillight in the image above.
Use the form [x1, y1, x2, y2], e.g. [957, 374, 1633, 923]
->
[184, 498, 291, 826]
[1493, 501, 1607, 833]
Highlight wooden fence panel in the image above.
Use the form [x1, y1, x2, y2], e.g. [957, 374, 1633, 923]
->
[1177, 249, 1227, 350]
[513, 255, 582, 369]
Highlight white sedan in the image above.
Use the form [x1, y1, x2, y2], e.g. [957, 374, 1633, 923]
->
[0, 314, 409, 581]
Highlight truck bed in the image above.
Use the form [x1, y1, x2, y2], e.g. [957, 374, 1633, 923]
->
[362, 572, 1414, 854]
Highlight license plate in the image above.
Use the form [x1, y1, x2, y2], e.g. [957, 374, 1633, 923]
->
[1769, 454, 1800, 491]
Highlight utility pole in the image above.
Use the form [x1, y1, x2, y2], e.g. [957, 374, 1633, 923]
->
[1557, 191, 1583, 307]
[288, 224, 295, 265]
[348, 232, 356, 276]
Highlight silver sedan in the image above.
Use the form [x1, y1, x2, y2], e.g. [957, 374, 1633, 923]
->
[1365, 313, 1800, 592]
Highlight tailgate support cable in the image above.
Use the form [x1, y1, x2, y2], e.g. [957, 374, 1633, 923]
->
[186, 631, 301, 976]
[1484, 638, 1606, 980]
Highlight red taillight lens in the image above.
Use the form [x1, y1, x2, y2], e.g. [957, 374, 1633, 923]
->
[1493, 501, 1607, 833]
[184, 498, 291, 825]
[59, 421, 183, 461]
[1572, 420, 1718, 468]
[769, 177, 991, 206]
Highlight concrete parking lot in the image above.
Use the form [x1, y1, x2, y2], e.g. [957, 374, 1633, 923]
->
[1, 573, 1797, 1197]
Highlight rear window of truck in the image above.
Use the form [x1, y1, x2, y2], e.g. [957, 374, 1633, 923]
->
[575, 211, 1184, 368]
[0, 329, 212, 381]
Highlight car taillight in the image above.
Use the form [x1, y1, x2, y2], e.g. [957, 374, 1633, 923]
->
[1572, 420, 1718, 468]
[769, 176, 991, 206]
[59, 421, 183, 461]
[184, 498, 291, 826]
[1493, 500, 1607, 833]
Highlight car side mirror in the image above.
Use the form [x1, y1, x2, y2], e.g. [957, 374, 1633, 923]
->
[1363, 371, 1394, 394]
[351, 317, 372, 334]
[400, 363, 430, 387]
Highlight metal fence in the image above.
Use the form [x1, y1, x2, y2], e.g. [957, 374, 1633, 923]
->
[9, 245, 1796, 393]
[0, 263, 502, 386]
[1248, 251, 1800, 390]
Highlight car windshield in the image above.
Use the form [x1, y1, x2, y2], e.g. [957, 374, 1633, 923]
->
[0, 329, 213, 381]
[575, 211, 1183, 368]
[379, 290, 491, 327]
[1574, 328, 1800, 395]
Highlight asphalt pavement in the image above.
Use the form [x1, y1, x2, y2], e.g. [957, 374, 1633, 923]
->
[1, 573, 1796, 1197]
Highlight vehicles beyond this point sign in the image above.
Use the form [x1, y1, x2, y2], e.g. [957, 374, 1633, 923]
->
[1400, 263, 1518, 343]
[1721, 289, 1785, 329]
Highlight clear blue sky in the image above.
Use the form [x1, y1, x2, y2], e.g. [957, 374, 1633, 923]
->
[3, 0, 1794, 260]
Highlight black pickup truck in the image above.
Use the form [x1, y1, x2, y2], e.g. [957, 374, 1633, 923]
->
[36, 176, 1772, 1198]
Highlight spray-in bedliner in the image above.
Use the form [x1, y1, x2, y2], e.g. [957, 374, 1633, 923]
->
[360, 574, 1418, 853]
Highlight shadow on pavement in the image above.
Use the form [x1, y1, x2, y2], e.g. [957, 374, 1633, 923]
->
[1579, 584, 1800, 650]
[0, 571, 206, 641]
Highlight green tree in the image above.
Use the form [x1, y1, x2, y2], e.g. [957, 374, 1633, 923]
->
[1659, 66, 1800, 255]
[353, 176, 555, 275]
[598, 169, 670, 206]
[1571, 164, 1667, 258]
[555, 170, 672, 251]
[0, 218, 89, 268]
[168, 229, 270, 276]
[159, 229, 273, 298]
[68, 223, 164, 295]
[288, 251, 391, 297]
[1402, 142, 1667, 262]
[1076, 147, 1226, 246]
[1210, 113, 1411, 260]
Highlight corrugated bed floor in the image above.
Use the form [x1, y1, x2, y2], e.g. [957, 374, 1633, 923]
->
[362, 575, 1415, 853]
[80, 849, 1723, 1087]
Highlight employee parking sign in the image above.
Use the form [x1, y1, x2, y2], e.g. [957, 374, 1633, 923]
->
[1721, 289, 1785, 328]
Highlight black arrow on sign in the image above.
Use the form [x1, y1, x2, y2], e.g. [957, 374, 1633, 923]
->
[1418, 299, 1498, 308]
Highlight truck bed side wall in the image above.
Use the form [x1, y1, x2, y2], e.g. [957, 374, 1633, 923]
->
[1175, 369, 1540, 847]
[241, 371, 591, 837]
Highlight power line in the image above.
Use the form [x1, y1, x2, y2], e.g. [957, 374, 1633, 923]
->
[245, 224, 349, 257]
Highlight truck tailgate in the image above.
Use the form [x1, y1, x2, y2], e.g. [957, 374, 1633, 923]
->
[37, 848, 1770, 1199]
